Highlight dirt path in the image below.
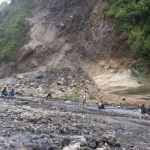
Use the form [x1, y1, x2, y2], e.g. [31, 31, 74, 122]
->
[0, 96, 149, 150]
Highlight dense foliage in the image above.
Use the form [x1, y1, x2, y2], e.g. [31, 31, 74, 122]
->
[103, 0, 150, 60]
[0, 0, 31, 61]
[0, 1, 8, 11]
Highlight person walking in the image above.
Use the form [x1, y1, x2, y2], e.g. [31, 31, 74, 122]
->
[47, 92, 52, 99]
[82, 91, 88, 106]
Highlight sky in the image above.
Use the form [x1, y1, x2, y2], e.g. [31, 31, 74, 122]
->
[0, 0, 10, 4]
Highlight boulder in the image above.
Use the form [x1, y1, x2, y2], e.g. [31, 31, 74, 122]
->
[89, 141, 97, 149]
[31, 59, 38, 67]
[57, 81, 63, 85]
[63, 142, 80, 150]
[80, 141, 86, 147]
[16, 90, 25, 95]
[15, 83, 20, 88]
[59, 86, 66, 92]
[60, 22, 66, 29]
[116, 140, 121, 146]
[36, 75, 43, 79]
[17, 74, 24, 79]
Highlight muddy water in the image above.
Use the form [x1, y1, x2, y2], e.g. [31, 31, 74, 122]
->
[47, 99, 140, 115]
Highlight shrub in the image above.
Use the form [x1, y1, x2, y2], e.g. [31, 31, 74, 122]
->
[103, 0, 150, 60]
[0, 0, 32, 61]
[88, 92, 95, 100]
[65, 88, 81, 102]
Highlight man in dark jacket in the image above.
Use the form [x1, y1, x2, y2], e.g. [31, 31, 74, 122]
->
[47, 92, 52, 99]
[140, 104, 147, 114]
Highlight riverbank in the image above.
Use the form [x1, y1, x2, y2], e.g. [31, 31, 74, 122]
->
[0, 96, 149, 150]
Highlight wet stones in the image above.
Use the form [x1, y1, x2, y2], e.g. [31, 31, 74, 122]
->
[61, 137, 71, 147]
[101, 134, 118, 147]
[63, 142, 80, 150]
[88, 141, 97, 148]
[18, 144, 40, 150]
[49, 145, 60, 150]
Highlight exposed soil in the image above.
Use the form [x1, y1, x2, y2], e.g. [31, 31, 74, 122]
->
[0, 96, 149, 150]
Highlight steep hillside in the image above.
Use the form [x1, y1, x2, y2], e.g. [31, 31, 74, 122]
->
[19, 0, 133, 71]
[0, 0, 149, 105]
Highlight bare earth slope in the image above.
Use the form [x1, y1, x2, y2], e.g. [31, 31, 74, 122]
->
[19, 0, 132, 70]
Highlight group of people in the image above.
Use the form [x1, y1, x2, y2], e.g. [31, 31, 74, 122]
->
[46, 91, 150, 115]
[140, 104, 150, 115]
[82, 91, 105, 109]
[82, 91, 150, 114]
[1, 87, 15, 97]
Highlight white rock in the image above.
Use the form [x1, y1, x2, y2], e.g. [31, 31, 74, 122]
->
[15, 83, 20, 88]
[50, 83, 59, 90]
[80, 137, 86, 143]
[22, 106, 31, 110]
[37, 87, 43, 93]
[17, 74, 24, 79]
[65, 101, 72, 104]
[60, 78, 66, 84]
[96, 148, 104, 150]
[63, 142, 80, 150]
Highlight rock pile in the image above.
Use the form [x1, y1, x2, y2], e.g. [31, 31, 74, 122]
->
[0, 68, 102, 102]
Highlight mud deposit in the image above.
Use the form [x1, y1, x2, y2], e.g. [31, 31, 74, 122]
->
[0, 96, 150, 150]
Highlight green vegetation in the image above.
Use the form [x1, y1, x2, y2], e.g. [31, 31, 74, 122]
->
[0, 2, 8, 11]
[129, 66, 148, 77]
[65, 88, 81, 102]
[88, 92, 95, 100]
[103, 0, 150, 60]
[0, 0, 31, 61]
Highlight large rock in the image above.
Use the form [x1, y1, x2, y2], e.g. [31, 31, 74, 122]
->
[57, 81, 64, 85]
[59, 86, 66, 92]
[63, 142, 80, 150]
[17, 74, 24, 79]
[15, 83, 20, 88]
[89, 141, 97, 149]
[31, 59, 38, 67]
[16, 89, 25, 95]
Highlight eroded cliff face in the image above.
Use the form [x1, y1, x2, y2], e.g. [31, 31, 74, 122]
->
[19, 0, 132, 71]
[0, 0, 145, 103]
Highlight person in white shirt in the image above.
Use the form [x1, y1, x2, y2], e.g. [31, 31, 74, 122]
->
[82, 91, 88, 106]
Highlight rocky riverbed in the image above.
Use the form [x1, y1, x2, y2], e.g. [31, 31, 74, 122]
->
[0, 96, 150, 150]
